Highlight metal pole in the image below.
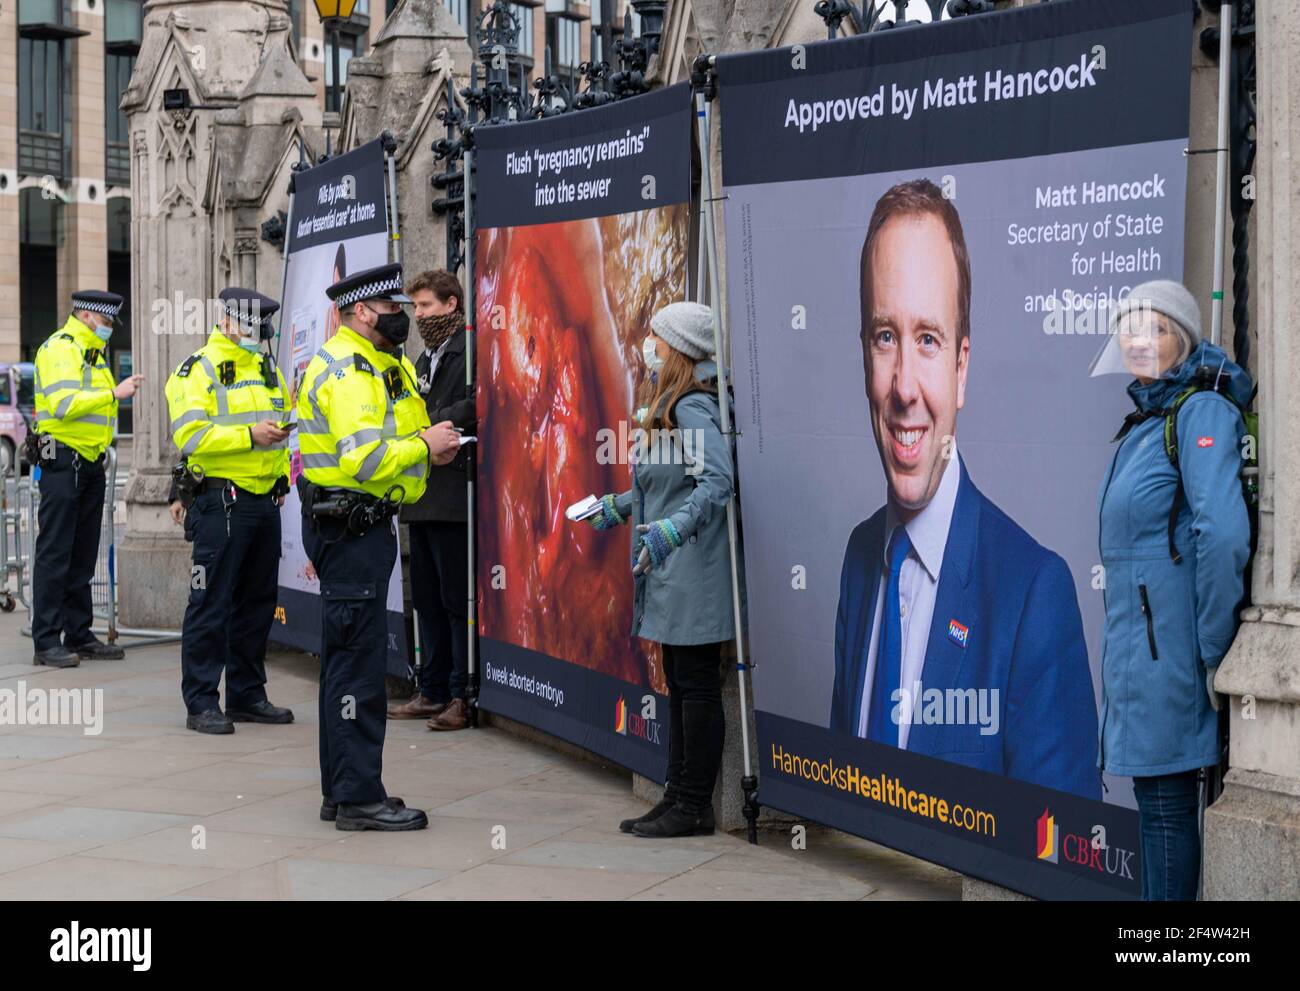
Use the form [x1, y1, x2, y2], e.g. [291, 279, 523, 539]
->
[694, 72, 759, 844]
[411, 607, 422, 691]
[386, 145, 402, 266]
[328, 21, 341, 156]
[273, 175, 298, 360]
[464, 145, 480, 728]
[104, 447, 118, 644]
[600, 0, 614, 64]
[1210, 2, 1232, 347]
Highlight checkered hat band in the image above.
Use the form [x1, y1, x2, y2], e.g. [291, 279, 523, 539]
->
[337, 276, 403, 308]
[225, 303, 267, 326]
[75, 300, 120, 316]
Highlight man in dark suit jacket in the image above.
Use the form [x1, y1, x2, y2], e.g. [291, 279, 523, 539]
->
[388, 270, 475, 731]
[831, 179, 1099, 800]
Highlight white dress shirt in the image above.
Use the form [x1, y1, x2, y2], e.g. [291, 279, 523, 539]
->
[856, 445, 961, 749]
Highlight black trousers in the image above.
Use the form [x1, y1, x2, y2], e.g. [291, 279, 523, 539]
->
[180, 486, 279, 714]
[661, 641, 726, 814]
[408, 520, 468, 704]
[303, 506, 396, 805]
[32, 449, 105, 651]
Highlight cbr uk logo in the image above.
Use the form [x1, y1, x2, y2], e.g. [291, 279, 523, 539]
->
[615, 695, 662, 744]
[1036, 807, 1135, 880]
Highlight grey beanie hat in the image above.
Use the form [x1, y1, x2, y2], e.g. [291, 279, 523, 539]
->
[650, 301, 715, 361]
[1110, 279, 1203, 347]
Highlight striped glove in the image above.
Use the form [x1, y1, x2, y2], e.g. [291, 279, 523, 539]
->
[633, 520, 683, 576]
[588, 493, 627, 530]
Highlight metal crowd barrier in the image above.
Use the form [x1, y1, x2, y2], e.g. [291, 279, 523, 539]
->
[1, 445, 181, 649]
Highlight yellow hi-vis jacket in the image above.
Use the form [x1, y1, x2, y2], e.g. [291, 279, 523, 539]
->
[34, 314, 119, 460]
[164, 329, 291, 495]
[296, 325, 430, 502]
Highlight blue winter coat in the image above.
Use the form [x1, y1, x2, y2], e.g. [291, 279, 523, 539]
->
[613, 360, 743, 646]
[1098, 341, 1252, 778]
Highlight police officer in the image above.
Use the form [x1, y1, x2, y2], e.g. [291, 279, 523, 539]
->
[164, 288, 296, 734]
[31, 290, 142, 668]
[298, 263, 459, 831]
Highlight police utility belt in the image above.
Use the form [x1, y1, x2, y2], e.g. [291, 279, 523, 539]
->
[172, 461, 289, 508]
[297, 476, 405, 538]
[23, 434, 105, 468]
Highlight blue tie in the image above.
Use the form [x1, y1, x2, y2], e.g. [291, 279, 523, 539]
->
[868, 526, 912, 745]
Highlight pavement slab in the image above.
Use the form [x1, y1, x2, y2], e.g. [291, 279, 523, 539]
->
[0, 611, 961, 900]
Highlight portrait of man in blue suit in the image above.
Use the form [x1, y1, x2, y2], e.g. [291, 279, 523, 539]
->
[830, 178, 1100, 801]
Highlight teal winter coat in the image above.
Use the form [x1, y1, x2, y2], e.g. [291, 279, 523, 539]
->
[613, 361, 743, 646]
[1098, 341, 1251, 778]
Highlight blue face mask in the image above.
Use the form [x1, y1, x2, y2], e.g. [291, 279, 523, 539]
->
[237, 335, 262, 353]
[92, 320, 114, 343]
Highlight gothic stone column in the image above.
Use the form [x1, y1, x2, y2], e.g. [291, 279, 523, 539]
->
[1203, 0, 1300, 901]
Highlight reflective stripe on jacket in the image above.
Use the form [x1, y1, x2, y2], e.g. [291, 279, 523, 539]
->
[33, 315, 118, 460]
[164, 329, 291, 495]
[295, 325, 430, 502]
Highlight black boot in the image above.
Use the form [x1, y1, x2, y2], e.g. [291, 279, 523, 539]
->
[619, 796, 676, 834]
[322, 796, 404, 822]
[69, 638, 125, 660]
[33, 646, 80, 668]
[186, 708, 234, 735]
[336, 800, 427, 832]
[227, 700, 295, 724]
[632, 803, 716, 838]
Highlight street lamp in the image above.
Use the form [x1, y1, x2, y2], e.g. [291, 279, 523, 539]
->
[312, 0, 360, 154]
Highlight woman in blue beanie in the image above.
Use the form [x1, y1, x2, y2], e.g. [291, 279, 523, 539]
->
[580, 301, 741, 838]
[1099, 279, 1252, 899]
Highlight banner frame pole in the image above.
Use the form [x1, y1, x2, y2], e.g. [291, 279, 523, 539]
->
[1209, 1, 1232, 347]
[273, 165, 300, 358]
[464, 144, 480, 729]
[693, 60, 760, 844]
[383, 132, 403, 266]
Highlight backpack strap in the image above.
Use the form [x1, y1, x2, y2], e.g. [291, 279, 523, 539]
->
[1161, 381, 1248, 564]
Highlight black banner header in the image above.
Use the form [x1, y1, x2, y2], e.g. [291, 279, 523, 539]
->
[474, 83, 692, 229]
[717, 0, 1192, 186]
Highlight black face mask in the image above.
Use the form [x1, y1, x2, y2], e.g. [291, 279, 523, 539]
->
[373, 308, 410, 346]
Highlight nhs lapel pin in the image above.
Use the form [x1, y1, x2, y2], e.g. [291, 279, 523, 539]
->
[947, 619, 970, 649]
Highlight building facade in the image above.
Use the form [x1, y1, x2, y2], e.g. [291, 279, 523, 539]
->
[1, 0, 630, 437]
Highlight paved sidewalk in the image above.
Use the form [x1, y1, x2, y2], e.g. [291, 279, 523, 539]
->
[0, 612, 960, 900]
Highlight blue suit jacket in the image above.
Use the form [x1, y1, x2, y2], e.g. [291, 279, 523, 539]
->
[831, 460, 1100, 800]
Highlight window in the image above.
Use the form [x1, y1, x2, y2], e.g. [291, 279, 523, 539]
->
[18, 36, 67, 178]
[324, 31, 364, 113]
[18, 0, 61, 25]
[443, 0, 469, 30]
[547, 12, 582, 76]
[19, 189, 63, 358]
[106, 1, 143, 188]
[106, 0, 143, 47]
[510, 4, 533, 59]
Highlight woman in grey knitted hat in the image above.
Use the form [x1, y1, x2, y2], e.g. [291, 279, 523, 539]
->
[578, 301, 744, 838]
[1099, 278, 1253, 899]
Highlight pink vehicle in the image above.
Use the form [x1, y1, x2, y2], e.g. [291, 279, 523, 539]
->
[0, 362, 36, 473]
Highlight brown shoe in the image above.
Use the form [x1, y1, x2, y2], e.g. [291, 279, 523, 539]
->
[388, 694, 447, 720]
[426, 697, 468, 731]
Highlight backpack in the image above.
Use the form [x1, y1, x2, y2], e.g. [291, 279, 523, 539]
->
[1159, 363, 1259, 569]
